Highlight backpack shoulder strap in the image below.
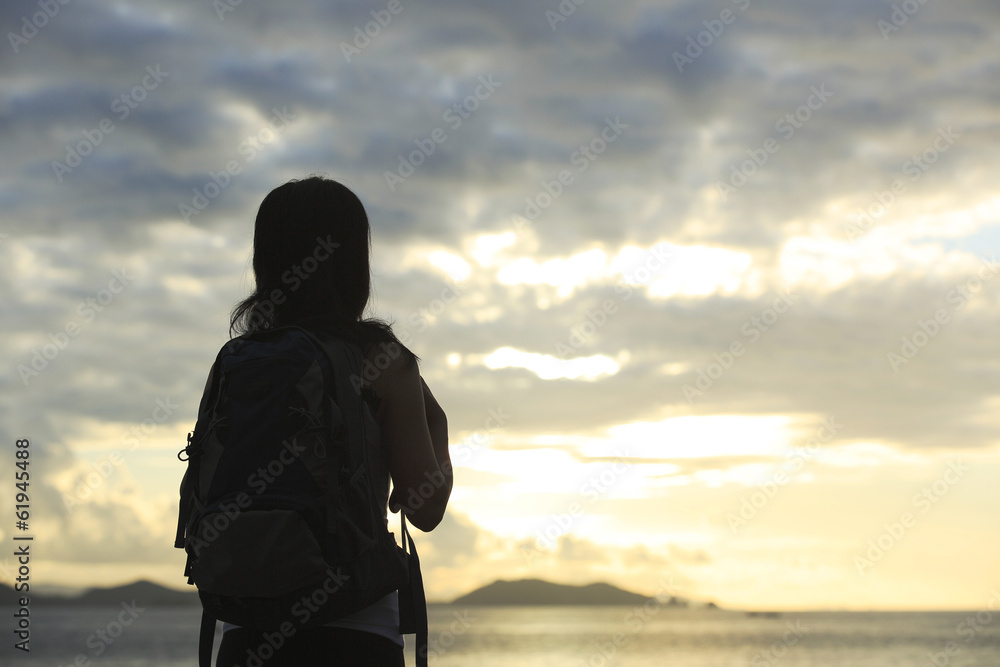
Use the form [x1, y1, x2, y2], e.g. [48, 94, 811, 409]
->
[198, 609, 216, 667]
[295, 328, 366, 537]
[397, 515, 429, 667]
[302, 328, 429, 664]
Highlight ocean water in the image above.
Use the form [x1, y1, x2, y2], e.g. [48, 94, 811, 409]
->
[3, 605, 999, 666]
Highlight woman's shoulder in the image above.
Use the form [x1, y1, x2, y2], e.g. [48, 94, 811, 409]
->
[298, 318, 415, 359]
[361, 339, 417, 387]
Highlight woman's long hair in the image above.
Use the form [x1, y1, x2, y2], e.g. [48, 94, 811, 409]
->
[230, 176, 414, 362]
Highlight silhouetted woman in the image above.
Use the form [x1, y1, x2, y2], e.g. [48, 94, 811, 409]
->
[215, 176, 452, 666]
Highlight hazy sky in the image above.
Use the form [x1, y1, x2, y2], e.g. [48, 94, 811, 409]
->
[2, 0, 999, 610]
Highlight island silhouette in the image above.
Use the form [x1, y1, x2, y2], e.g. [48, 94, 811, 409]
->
[452, 578, 690, 606]
[1, 578, 708, 608]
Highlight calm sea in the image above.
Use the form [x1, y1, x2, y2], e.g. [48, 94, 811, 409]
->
[3, 605, 999, 666]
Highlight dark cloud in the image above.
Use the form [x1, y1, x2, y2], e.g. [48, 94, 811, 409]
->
[2, 0, 999, 593]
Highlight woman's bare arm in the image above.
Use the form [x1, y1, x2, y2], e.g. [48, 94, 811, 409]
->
[369, 344, 451, 531]
[420, 376, 452, 501]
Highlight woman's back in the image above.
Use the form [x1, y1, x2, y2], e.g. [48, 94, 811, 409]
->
[209, 177, 452, 665]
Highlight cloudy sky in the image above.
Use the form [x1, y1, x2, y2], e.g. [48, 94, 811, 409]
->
[2, 0, 999, 611]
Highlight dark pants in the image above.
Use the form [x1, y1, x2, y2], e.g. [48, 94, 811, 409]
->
[216, 626, 405, 667]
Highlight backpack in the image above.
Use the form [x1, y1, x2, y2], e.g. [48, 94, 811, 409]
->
[174, 326, 428, 666]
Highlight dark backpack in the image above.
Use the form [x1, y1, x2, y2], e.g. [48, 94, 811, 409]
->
[174, 326, 427, 666]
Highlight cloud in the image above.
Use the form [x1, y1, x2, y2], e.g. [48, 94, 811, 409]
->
[3, 0, 999, 606]
[417, 511, 481, 569]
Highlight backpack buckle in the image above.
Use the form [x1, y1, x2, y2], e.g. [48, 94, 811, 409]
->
[177, 432, 195, 461]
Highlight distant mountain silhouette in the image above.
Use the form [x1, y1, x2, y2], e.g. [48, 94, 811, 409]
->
[0, 580, 198, 606]
[2, 578, 708, 609]
[450, 578, 690, 606]
[69, 580, 199, 606]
